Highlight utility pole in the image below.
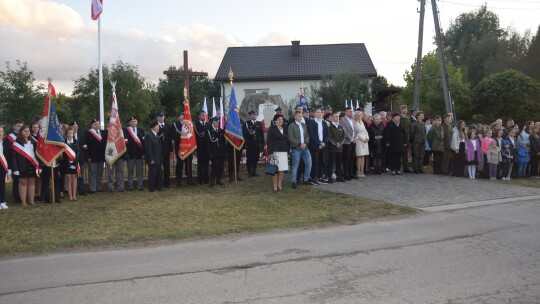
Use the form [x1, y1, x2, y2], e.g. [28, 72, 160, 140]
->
[431, 0, 455, 116]
[413, 0, 426, 110]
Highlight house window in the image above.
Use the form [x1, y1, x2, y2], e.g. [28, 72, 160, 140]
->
[245, 89, 269, 97]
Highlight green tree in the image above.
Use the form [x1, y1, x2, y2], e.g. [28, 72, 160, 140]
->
[309, 72, 370, 110]
[0, 61, 44, 125]
[472, 69, 540, 123]
[72, 60, 158, 128]
[403, 52, 471, 120]
[525, 25, 540, 82]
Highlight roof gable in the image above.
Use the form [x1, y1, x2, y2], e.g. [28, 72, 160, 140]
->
[215, 42, 377, 82]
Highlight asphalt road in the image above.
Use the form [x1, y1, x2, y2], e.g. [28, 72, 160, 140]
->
[1, 199, 539, 303]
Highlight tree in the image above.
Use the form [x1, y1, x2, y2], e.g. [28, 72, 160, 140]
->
[0, 61, 44, 125]
[309, 72, 371, 111]
[525, 25, 540, 82]
[72, 60, 158, 127]
[472, 69, 540, 123]
[402, 52, 471, 119]
[157, 66, 221, 118]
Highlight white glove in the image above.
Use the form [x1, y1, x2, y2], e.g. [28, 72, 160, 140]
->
[8, 169, 12, 176]
[13, 171, 19, 176]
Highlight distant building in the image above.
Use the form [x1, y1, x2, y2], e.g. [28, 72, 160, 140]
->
[215, 41, 377, 109]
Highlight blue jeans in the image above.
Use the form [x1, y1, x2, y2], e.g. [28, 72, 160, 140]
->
[518, 162, 528, 177]
[291, 148, 312, 182]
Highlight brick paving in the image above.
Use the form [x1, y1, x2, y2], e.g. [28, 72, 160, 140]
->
[318, 174, 540, 208]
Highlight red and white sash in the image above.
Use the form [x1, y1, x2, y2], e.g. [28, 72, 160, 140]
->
[65, 144, 76, 162]
[0, 153, 7, 172]
[7, 133, 16, 143]
[88, 129, 102, 142]
[12, 142, 41, 175]
[126, 127, 142, 149]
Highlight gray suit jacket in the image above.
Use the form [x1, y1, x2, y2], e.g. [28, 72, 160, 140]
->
[339, 117, 355, 144]
[288, 121, 309, 149]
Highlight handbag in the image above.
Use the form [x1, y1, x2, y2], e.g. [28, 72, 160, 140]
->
[264, 153, 279, 176]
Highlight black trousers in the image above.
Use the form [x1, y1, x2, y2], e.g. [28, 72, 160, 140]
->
[315, 147, 328, 179]
[148, 163, 163, 192]
[12, 177, 20, 202]
[211, 156, 225, 180]
[41, 166, 61, 203]
[309, 147, 319, 180]
[423, 150, 432, 166]
[197, 151, 210, 184]
[246, 147, 260, 174]
[390, 152, 403, 171]
[342, 144, 352, 178]
[162, 151, 171, 187]
[433, 151, 443, 174]
[0, 167, 5, 203]
[328, 151, 343, 179]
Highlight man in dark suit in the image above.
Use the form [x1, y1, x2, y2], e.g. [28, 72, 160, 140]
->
[144, 121, 163, 192]
[124, 116, 145, 191]
[156, 112, 173, 187]
[308, 107, 330, 184]
[243, 110, 264, 177]
[69, 121, 87, 195]
[85, 119, 106, 193]
[194, 110, 210, 185]
[208, 116, 226, 186]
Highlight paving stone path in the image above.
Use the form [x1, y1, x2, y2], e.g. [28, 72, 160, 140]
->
[318, 174, 540, 209]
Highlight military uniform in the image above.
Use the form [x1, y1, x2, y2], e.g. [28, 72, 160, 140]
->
[400, 115, 412, 172]
[171, 115, 193, 186]
[442, 122, 453, 174]
[156, 116, 173, 188]
[208, 118, 226, 186]
[194, 119, 210, 184]
[427, 124, 445, 174]
[242, 116, 264, 176]
[410, 120, 426, 173]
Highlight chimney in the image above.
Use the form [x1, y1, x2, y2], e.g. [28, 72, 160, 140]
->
[291, 40, 300, 56]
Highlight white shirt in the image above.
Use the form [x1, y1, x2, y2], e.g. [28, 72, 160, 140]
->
[296, 121, 304, 144]
[24, 140, 35, 158]
[0, 140, 3, 155]
[315, 118, 324, 142]
[471, 140, 477, 151]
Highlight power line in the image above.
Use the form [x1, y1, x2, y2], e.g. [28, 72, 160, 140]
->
[441, 0, 540, 10]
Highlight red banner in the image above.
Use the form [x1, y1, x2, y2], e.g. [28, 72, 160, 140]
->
[179, 102, 197, 160]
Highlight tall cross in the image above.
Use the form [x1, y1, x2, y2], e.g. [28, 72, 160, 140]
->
[162, 50, 208, 100]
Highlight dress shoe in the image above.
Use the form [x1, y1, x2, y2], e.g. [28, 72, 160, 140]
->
[403, 168, 413, 173]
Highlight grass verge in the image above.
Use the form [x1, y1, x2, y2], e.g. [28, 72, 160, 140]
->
[0, 173, 416, 256]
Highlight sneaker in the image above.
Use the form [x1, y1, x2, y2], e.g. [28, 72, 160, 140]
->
[304, 179, 319, 186]
[0, 202, 7, 209]
[318, 178, 328, 185]
[328, 179, 335, 184]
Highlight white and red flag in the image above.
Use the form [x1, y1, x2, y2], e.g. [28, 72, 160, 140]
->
[211, 97, 217, 120]
[202, 97, 209, 122]
[91, 0, 103, 20]
[105, 83, 127, 165]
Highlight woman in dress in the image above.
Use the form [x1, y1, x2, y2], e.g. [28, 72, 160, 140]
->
[11, 126, 38, 207]
[354, 110, 369, 177]
[63, 127, 78, 201]
[266, 114, 289, 191]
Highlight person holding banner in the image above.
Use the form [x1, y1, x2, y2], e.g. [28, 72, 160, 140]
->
[11, 126, 38, 207]
[125, 116, 145, 191]
[0, 126, 10, 210]
[62, 127, 78, 201]
[171, 112, 193, 186]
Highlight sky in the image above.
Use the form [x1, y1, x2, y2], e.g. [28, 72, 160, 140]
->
[1, 0, 539, 95]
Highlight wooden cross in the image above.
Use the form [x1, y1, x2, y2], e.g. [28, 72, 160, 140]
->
[163, 50, 208, 100]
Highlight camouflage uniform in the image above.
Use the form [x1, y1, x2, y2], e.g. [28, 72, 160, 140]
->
[427, 124, 445, 174]
[410, 120, 426, 173]
[400, 115, 412, 172]
[441, 122, 453, 174]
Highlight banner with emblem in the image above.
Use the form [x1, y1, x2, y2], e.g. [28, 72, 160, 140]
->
[224, 87, 245, 150]
[105, 84, 127, 165]
[36, 81, 67, 166]
[179, 101, 197, 160]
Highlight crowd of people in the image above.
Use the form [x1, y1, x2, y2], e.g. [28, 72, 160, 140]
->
[0, 103, 538, 209]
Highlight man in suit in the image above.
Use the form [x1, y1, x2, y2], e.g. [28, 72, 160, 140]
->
[194, 110, 210, 185]
[208, 116, 226, 186]
[156, 112, 173, 188]
[243, 110, 264, 177]
[144, 121, 163, 192]
[308, 107, 329, 184]
[85, 119, 106, 193]
[288, 110, 315, 188]
[69, 121, 87, 195]
[339, 107, 358, 180]
[124, 116, 145, 191]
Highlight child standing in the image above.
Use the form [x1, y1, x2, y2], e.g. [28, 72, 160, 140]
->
[466, 130, 482, 179]
[501, 140, 514, 180]
[486, 141, 501, 180]
[516, 142, 530, 178]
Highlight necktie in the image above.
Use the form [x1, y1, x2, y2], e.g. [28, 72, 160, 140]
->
[132, 127, 136, 133]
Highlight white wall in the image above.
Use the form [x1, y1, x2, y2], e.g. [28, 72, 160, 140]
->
[221, 80, 321, 108]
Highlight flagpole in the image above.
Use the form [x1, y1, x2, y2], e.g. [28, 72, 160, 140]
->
[98, 17, 105, 130]
[51, 164, 56, 204]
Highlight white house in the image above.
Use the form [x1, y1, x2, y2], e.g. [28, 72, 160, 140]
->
[215, 41, 378, 109]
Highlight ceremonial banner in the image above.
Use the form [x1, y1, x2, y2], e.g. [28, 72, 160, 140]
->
[224, 87, 244, 150]
[299, 94, 307, 108]
[36, 83, 66, 166]
[202, 97, 209, 122]
[105, 88, 127, 165]
[179, 102, 196, 160]
[91, 0, 103, 20]
[219, 97, 224, 129]
[211, 97, 217, 120]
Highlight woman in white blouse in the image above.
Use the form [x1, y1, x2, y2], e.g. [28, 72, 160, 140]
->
[354, 110, 369, 177]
